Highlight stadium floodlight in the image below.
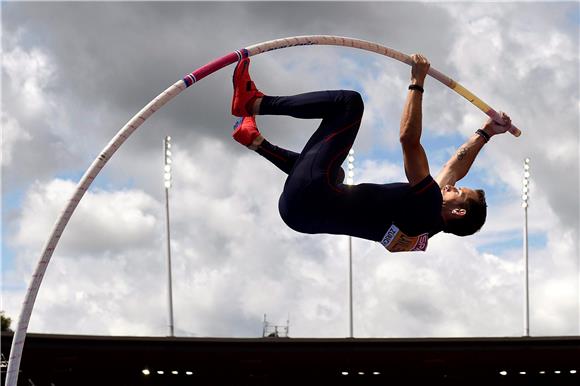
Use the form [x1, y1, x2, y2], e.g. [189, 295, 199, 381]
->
[164, 135, 175, 338]
[347, 149, 355, 185]
[164, 136, 172, 189]
[522, 158, 531, 337]
[346, 148, 355, 338]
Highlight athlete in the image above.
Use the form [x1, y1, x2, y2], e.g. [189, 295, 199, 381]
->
[229, 54, 513, 252]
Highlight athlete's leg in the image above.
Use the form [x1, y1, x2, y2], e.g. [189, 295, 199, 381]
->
[231, 57, 361, 178]
[256, 140, 299, 175]
[230, 58, 358, 202]
[257, 140, 345, 182]
[232, 116, 345, 180]
[259, 90, 363, 190]
[258, 90, 364, 233]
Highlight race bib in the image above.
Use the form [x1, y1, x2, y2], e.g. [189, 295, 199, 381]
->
[380, 224, 428, 253]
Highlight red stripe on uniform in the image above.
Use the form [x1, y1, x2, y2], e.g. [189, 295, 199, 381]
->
[323, 118, 362, 143]
[413, 179, 436, 195]
[260, 147, 288, 162]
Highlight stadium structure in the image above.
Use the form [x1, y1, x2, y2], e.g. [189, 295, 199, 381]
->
[1, 332, 579, 385]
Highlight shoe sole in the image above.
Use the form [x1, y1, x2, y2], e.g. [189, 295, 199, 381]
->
[232, 117, 259, 147]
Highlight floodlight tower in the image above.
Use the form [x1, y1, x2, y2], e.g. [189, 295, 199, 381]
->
[164, 136, 175, 337]
[522, 158, 531, 337]
[346, 149, 355, 338]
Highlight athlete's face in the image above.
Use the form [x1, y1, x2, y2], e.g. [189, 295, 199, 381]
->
[441, 185, 478, 207]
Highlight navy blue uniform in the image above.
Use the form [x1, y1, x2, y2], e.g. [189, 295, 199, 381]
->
[257, 90, 444, 252]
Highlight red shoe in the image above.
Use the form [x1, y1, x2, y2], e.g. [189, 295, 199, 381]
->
[231, 57, 264, 117]
[232, 117, 263, 149]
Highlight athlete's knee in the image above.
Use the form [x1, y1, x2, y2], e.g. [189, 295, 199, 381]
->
[341, 90, 364, 116]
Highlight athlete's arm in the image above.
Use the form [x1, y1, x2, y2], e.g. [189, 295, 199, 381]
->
[435, 112, 512, 187]
[400, 54, 430, 186]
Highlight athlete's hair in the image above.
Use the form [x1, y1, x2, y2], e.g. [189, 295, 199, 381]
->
[443, 189, 487, 236]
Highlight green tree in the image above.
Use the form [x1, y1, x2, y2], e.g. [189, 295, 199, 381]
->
[1, 311, 13, 332]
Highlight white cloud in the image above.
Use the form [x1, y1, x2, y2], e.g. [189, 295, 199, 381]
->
[2, 45, 55, 113]
[12, 179, 161, 257]
[359, 63, 408, 151]
[1, 112, 32, 166]
[355, 158, 405, 184]
[1, 43, 54, 169]
[350, 236, 524, 337]
[0, 32, 99, 188]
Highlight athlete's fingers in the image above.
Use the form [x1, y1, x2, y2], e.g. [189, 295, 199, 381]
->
[415, 54, 429, 64]
[498, 111, 511, 126]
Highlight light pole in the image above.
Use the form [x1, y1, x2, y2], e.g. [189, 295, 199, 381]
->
[522, 157, 531, 337]
[164, 136, 175, 337]
[347, 149, 355, 338]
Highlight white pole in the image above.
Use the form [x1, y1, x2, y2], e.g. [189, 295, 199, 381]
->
[164, 136, 175, 337]
[524, 201, 529, 336]
[348, 236, 353, 338]
[347, 149, 355, 338]
[522, 158, 531, 337]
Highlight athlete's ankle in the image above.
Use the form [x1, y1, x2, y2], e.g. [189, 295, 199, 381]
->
[248, 134, 264, 150]
[252, 97, 263, 115]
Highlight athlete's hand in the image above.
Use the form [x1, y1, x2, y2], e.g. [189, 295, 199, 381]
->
[482, 111, 512, 136]
[410, 54, 430, 86]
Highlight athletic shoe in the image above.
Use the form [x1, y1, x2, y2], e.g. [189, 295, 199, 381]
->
[232, 116, 263, 149]
[231, 57, 264, 117]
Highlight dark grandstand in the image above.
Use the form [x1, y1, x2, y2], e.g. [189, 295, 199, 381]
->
[1, 332, 579, 385]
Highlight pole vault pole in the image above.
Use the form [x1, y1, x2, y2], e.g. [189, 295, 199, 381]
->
[5, 35, 521, 386]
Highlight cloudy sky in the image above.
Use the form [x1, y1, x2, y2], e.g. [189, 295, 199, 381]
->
[2, 1, 578, 339]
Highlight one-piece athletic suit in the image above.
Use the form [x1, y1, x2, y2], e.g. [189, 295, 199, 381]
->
[256, 90, 444, 252]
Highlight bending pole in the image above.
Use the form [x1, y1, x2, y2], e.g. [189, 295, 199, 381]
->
[5, 35, 521, 386]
